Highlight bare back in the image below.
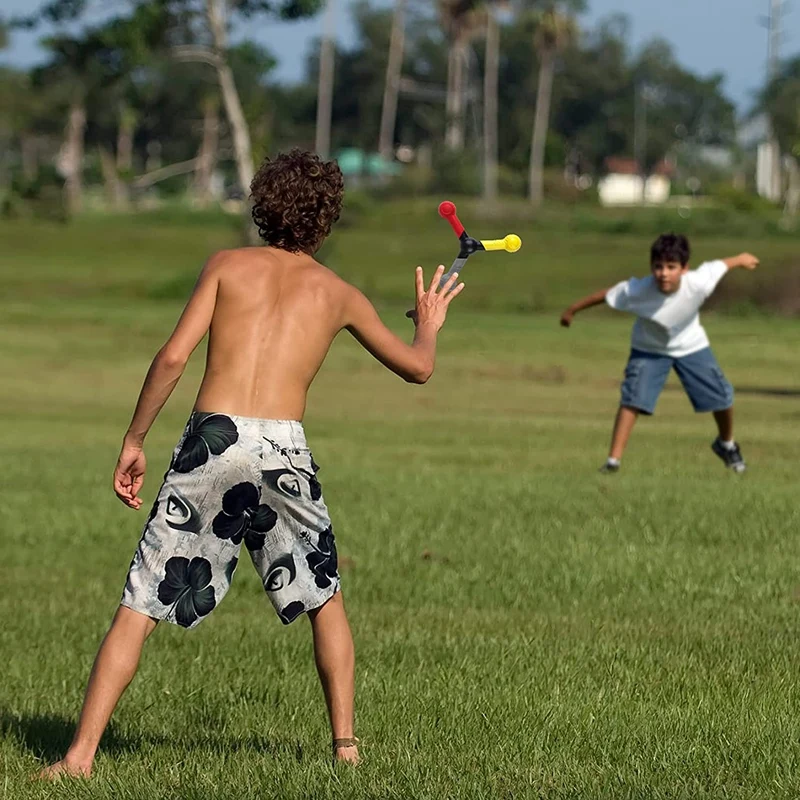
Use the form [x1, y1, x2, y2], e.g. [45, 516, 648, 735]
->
[194, 248, 348, 421]
[115, 149, 463, 513]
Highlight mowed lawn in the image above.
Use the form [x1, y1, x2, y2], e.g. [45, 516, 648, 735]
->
[1, 209, 800, 799]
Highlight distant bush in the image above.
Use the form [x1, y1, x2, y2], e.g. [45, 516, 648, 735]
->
[708, 184, 778, 214]
[560, 204, 800, 240]
[1, 167, 68, 222]
[707, 260, 800, 316]
[431, 149, 482, 196]
[338, 188, 373, 227]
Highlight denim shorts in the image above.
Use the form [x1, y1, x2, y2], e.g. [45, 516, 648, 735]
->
[121, 413, 339, 629]
[620, 348, 734, 416]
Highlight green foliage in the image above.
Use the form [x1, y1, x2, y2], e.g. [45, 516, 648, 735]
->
[431, 149, 482, 195]
[709, 184, 778, 214]
[20, 0, 325, 27]
[1, 167, 67, 222]
[236, 0, 325, 18]
[3, 0, 757, 210]
[11, 0, 89, 27]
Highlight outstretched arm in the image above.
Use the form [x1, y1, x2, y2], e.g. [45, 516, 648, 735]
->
[723, 253, 759, 271]
[344, 265, 464, 383]
[114, 252, 224, 509]
[560, 288, 610, 327]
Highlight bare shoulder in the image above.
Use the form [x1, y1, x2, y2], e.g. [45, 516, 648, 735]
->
[305, 257, 371, 328]
[309, 257, 355, 294]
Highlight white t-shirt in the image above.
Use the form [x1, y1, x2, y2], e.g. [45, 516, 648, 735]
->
[605, 260, 728, 357]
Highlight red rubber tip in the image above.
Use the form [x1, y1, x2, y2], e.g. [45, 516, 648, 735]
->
[438, 200, 465, 238]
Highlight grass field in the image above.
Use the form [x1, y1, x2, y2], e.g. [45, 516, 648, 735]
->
[2, 205, 800, 799]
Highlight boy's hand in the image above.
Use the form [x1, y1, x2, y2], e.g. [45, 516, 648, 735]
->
[406, 265, 464, 328]
[727, 253, 760, 270]
[560, 309, 575, 327]
[114, 444, 146, 510]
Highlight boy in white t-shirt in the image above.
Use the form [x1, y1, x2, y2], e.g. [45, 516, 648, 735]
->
[560, 233, 759, 473]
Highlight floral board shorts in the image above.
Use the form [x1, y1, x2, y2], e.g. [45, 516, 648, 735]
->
[121, 413, 340, 629]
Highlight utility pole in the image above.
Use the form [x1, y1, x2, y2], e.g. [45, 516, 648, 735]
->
[765, 0, 784, 200]
[768, 0, 783, 79]
[634, 83, 648, 205]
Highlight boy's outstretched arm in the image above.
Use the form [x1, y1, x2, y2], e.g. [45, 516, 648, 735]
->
[344, 265, 464, 384]
[114, 253, 224, 510]
[560, 288, 610, 327]
[723, 253, 759, 271]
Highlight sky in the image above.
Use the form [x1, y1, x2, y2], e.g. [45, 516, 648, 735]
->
[1, 0, 794, 113]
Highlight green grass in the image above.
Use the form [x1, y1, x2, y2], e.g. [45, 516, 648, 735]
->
[2, 208, 800, 798]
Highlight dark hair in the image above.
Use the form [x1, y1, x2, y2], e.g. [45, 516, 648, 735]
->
[651, 233, 690, 266]
[250, 149, 344, 253]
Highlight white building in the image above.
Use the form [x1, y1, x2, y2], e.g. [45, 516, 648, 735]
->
[598, 158, 672, 207]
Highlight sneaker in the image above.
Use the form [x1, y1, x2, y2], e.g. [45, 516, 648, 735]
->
[711, 438, 746, 473]
[599, 460, 620, 474]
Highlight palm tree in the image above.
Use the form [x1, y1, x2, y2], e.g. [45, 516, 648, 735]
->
[378, 0, 407, 161]
[525, 1, 582, 208]
[205, 0, 255, 197]
[483, 2, 503, 201]
[36, 35, 94, 215]
[315, 0, 337, 159]
[439, 0, 483, 152]
[760, 55, 800, 212]
[193, 93, 221, 207]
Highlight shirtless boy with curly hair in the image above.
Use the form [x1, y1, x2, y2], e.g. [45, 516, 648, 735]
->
[42, 149, 464, 777]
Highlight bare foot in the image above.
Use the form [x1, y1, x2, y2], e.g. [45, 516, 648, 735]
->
[36, 759, 92, 781]
[334, 744, 360, 765]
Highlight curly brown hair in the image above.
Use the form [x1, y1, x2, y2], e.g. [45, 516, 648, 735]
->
[250, 149, 344, 254]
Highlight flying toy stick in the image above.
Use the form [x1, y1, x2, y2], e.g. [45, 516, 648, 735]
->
[438, 200, 521, 287]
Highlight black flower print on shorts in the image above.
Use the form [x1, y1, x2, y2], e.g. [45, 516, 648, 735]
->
[173, 413, 239, 474]
[306, 527, 338, 590]
[157, 556, 216, 628]
[213, 482, 278, 551]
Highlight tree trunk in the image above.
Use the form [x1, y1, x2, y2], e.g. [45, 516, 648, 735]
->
[194, 97, 220, 207]
[206, 0, 254, 198]
[378, 0, 407, 161]
[117, 105, 135, 174]
[315, 0, 337, 159]
[99, 145, 125, 209]
[134, 158, 201, 189]
[21, 134, 38, 183]
[445, 39, 467, 152]
[113, 105, 135, 208]
[528, 44, 555, 208]
[146, 140, 162, 173]
[60, 102, 86, 216]
[483, 9, 499, 203]
[785, 156, 799, 217]
[634, 84, 648, 205]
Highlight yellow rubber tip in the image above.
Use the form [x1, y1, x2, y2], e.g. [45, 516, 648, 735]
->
[504, 234, 522, 253]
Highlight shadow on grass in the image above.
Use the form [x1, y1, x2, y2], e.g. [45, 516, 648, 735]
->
[735, 385, 800, 398]
[183, 733, 309, 761]
[0, 710, 150, 762]
[0, 709, 307, 763]
[665, 384, 800, 398]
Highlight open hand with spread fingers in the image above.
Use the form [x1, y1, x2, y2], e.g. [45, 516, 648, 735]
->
[406, 265, 465, 328]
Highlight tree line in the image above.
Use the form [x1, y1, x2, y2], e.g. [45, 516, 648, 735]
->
[0, 0, 796, 216]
